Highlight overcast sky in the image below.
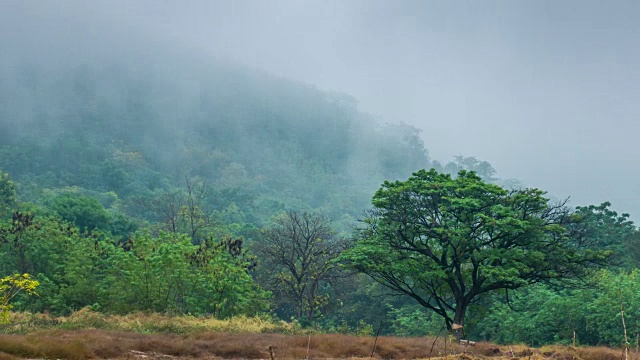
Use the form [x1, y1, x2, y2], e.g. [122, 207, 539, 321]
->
[3, 0, 640, 217]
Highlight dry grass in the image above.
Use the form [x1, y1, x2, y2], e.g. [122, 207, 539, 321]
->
[3, 308, 289, 335]
[0, 311, 630, 359]
[537, 344, 624, 360]
[0, 333, 92, 359]
[0, 329, 629, 359]
[0, 353, 16, 360]
[0, 330, 458, 359]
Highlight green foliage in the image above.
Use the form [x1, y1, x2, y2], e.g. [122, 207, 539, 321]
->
[0, 213, 95, 314]
[473, 270, 640, 347]
[472, 286, 586, 345]
[342, 169, 610, 331]
[387, 304, 443, 337]
[441, 156, 497, 182]
[573, 202, 638, 268]
[0, 209, 268, 317]
[50, 193, 110, 232]
[0, 274, 39, 323]
[0, 170, 16, 219]
[94, 232, 270, 317]
[582, 270, 640, 346]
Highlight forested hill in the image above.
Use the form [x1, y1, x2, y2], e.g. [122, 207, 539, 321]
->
[0, 57, 433, 230]
[3, 53, 640, 348]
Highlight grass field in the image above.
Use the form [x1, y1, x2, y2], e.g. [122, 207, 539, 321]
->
[0, 329, 628, 360]
[0, 310, 628, 359]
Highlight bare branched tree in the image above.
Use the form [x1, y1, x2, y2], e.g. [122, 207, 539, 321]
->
[147, 177, 215, 244]
[254, 211, 345, 321]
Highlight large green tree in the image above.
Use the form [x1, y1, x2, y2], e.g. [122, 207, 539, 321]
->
[50, 193, 110, 233]
[572, 202, 638, 267]
[342, 169, 609, 335]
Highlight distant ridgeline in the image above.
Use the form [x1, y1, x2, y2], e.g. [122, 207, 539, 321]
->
[0, 59, 444, 230]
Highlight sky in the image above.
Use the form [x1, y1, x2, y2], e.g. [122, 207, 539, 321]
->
[2, 0, 640, 217]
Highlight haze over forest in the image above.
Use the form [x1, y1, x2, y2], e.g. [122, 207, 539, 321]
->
[2, 0, 639, 219]
[3, 1, 640, 347]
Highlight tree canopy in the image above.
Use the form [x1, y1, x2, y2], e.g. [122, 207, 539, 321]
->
[342, 169, 610, 333]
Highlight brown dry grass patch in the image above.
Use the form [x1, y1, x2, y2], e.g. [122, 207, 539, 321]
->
[0, 329, 629, 359]
[0, 330, 473, 359]
[0, 353, 15, 360]
[0, 333, 92, 359]
[537, 344, 623, 360]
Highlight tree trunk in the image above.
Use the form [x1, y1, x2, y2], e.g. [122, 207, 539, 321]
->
[452, 301, 467, 341]
[297, 298, 303, 319]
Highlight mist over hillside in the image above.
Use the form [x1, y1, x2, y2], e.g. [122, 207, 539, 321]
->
[0, 49, 438, 230]
[2, 0, 638, 221]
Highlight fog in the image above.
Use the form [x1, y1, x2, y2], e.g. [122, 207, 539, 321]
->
[2, 0, 639, 217]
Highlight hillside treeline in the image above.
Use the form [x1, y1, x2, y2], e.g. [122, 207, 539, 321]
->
[1, 61, 639, 347]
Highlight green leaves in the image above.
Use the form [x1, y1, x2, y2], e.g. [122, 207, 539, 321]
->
[344, 168, 610, 330]
[473, 270, 640, 347]
[98, 232, 269, 317]
[572, 202, 638, 268]
[50, 193, 110, 233]
[0, 273, 39, 323]
[0, 170, 16, 219]
[0, 209, 269, 318]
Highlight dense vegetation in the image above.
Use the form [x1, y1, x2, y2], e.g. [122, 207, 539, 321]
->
[342, 169, 610, 337]
[1, 59, 639, 348]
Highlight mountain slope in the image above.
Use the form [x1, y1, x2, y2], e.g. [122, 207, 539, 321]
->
[0, 55, 431, 228]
